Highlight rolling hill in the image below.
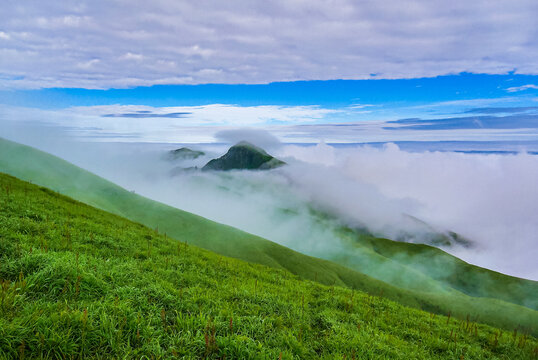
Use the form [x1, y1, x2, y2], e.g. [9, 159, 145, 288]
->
[0, 172, 536, 358]
[1, 137, 537, 335]
[166, 147, 205, 160]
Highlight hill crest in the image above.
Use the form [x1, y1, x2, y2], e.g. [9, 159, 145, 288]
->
[202, 141, 285, 171]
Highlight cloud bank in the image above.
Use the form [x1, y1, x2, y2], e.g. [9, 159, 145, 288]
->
[93, 142, 538, 281]
[2, 103, 538, 144]
[1, 116, 537, 280]
[279, 143, 538, 279]
[1, 0, 538, 88]
[11, 129, 533, 280]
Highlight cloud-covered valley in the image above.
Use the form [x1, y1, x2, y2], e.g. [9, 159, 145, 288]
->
[2, 106, 537, 280]
[8, 131, 534, 280]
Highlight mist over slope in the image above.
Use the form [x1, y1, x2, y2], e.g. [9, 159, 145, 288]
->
[72, 140, 536, 280]
[1, 123, 536, 280]
[2, 172, 537, 358]
[277, 142, 538, 280]
[2, 137, 538, 330]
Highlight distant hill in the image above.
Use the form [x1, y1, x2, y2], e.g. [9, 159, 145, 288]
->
[166, 147, 205, 160]
[202, 141, 285, 171]
[392, 214, 473, 248]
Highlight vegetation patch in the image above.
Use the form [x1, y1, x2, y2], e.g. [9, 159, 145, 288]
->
[0, 173, 537, 358]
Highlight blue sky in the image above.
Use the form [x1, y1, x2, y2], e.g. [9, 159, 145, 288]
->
[1, 1, 537, 144]
[2, 73, 538, 110]
[1, 73, 538, 144]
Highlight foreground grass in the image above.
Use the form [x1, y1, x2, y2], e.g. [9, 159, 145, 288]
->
[1, 174, 537, 359]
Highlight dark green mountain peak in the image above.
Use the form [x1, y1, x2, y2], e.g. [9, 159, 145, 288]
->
[202, 141, 286, 171]
[167, 147, 205, 160]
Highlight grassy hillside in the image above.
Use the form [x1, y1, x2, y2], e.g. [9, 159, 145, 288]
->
[0, 138, 432, 293]
[295, 207, 537, 311]
[1, 138, 537, 335]
[349, 234, 538, 310]
[1, 173, 537, 359]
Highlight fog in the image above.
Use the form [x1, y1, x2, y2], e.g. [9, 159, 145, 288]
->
[278, 143, 538, 280]
[1, 123, 537, 280]
[148, 142, 538, 281]
[64, 143, 538, 280]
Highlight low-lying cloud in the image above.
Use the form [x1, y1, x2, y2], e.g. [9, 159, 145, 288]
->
[2, 120, 537, 280]
[4, 103, 538, 145]
[384, 114, 538, 130]
[101, 112, 191, 118]
[279, 143, 538, 279]
[37, 138, 538, 280]
[463, 106, 538, 115]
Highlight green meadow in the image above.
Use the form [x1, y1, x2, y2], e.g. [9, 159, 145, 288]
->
[1, 173, 537, 358]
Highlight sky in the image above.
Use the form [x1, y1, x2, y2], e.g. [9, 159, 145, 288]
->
[1, 1, 538, 143]
[3, 75, 538, 144]
[1, 0, 538, 89]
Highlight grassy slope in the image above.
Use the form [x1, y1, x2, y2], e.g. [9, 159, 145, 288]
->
[303, 209, 537, 311]
[1, 173, 537, 359]
[1, 138, 537, 334]
[352, 235, 538, 310]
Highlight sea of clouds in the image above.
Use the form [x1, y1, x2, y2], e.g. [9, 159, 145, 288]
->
[2, 124, 537, 280]
[39, 140, 538, 280]
[276, 142, 538, 280]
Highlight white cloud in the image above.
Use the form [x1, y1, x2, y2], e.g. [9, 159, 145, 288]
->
[0, 103, 341, 142]
[2, 103, 538, 143]
[1, 0, 537, 89]
[66, 103, 338, 125]
[120, 52, 144, 61]
[506, 84, 538, 92]
[76, 58, 100, 69]
[277, 143, 538, 279]
[14, 134, 536, 280]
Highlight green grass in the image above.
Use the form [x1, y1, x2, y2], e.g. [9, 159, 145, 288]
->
[1, 173, 537, 359]
[349, 233, 538, 310]
[1, 137, 537, 335]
